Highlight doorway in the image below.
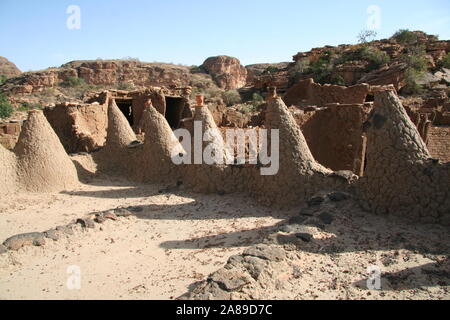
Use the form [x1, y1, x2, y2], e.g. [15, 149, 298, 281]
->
[116, 99, 134, 126]
[165, 97, 185, 129]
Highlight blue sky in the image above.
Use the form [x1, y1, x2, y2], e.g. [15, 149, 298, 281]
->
[0, 0, 449, 71]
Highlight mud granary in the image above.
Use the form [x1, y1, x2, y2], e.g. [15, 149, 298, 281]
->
[0, 81, 449, 225]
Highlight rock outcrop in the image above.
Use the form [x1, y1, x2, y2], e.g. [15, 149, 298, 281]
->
[1, 60, 193, 95]
[0, 56, 21, 78]
[201, 56, 247, 90]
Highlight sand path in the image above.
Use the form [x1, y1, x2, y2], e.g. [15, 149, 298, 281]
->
[0, 178, 289, 299]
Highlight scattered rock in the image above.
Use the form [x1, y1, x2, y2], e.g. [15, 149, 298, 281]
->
[44, 229, 61, 241]
[295, 233, 313, 242]
[94, 216, 107, 224]
[208, 268, 252, 292]
[179, 281, 231, 300]
[279, 223, 311, 234]
[307, 196, 326, 207]
[318, 212, 334, 225]
[3, 232, 46, 251]
[243, 244, 286, 262]
[288, 216, 308, 225]
[56, 225, 74, 235]
[226, 255, 267, 280]
[328, 191, 350, 202]
[103, 211, 119, 221]
[299, 207, 316, 216]
[76, 218, 95, 229]
[114, 208, 133, 217]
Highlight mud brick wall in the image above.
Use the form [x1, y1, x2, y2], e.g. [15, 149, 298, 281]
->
[427, 126, 450, 163]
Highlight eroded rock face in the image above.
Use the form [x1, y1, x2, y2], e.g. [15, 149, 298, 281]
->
[201, 56, 247, 90]
[1, 60, 192, 95]
[0, 56, 21, 78]
[357, 63, 408, 91]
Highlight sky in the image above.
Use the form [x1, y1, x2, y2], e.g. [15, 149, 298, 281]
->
[0, 0, 449, 72]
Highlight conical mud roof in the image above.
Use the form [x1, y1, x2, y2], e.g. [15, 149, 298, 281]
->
[193, 106, 233, 164]
[366, 89, 430, 164]
[104, 99, 136, 149]
[138, 105, 185, 182]
[264, 97, 329, 173]
[14, 110, 79, 192]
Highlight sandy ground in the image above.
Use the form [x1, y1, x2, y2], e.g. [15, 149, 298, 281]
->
[0, 178, 289, 299]
[0, 178, 449, 300]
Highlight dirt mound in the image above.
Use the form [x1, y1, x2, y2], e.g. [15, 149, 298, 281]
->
[13, 110, 79, 192]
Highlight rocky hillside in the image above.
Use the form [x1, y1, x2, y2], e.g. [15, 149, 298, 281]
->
[250, 30, 450, 96]
[1, 30, 449, 113]
[0, 56, 250, 109]
[0, 57, 21, 80]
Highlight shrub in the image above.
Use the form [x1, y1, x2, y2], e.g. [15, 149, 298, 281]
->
[60, 76, 86, 87]
[264, 66, 280, 74]
[309, 56, 346, 85]
[117, 82, 135, 91]
[237, 103, 258, 114]
[251, 92, 264, 105]
[357, 30, 377, 44]
[190, 65, 206, 74]
[0, 94, 14, 119]
[336, 46, 390, 71]
[392, 29, 420, 44]
[19, 102, 42, 111]
[441, 53, 450, 69]
[222, 90, 242, 106]
[403, 68, 424, 95]
[399, 45, 428, 95]
[0, 75, 7, 85]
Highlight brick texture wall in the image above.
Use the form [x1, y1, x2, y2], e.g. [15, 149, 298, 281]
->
[427, 126, 450, 163]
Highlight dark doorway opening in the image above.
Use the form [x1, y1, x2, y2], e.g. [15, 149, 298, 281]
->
[365, 94, 374, 102]
[116, 99, 134, 126]
[165, 97, 185, 129]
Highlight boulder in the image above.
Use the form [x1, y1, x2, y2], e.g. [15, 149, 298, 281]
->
[201, 56, 247, 89]
[3, 232, 46, 250]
